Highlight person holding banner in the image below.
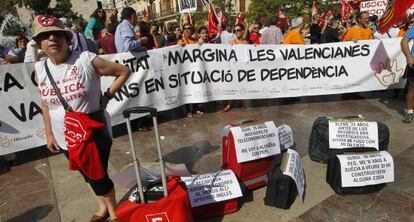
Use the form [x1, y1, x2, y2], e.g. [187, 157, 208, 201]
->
[32, 15, 130, 222]
[400, 21, 414, 123]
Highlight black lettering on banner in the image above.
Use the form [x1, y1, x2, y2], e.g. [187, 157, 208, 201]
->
[31, 70, 38, 87]
[168, 48, 238, 66]
[279, 45, 371, 61]
[1, 72, 24, 92]
[238, 69, 256, 82]
[120, 55, 150, 72]
[261, 66, 348, 81]
[9, 101, 42, 122]
[114, 83, 140, 101]
[249, 49, 276, 62]
[145, 77, 165, 94]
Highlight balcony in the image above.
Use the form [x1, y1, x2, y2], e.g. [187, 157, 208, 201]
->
[150, 7, 179, 21]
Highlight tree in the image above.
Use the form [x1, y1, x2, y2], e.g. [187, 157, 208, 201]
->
[22, 0, 50, 15]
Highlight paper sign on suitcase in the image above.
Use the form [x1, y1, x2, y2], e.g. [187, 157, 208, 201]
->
[222, 121, 281, 191]
[181, 170, 242, 219]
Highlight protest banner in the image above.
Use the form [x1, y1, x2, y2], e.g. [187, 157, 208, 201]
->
[181, 170, 242, 207]
[337, 151, 394, 187]
[0, 39, 407, 155]
[360, 0, 388, 17]
[328, 120, 379, 149]
[230, 121, 280, 163]
[282, 149, 305, 200]
[178, 0, 197, 13]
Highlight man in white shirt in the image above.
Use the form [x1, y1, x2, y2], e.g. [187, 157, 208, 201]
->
[220, 23, 235, 44]
[261, 17, 283, 44]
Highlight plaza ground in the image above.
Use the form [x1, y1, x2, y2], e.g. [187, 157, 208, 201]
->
[1, 91, 414, 222]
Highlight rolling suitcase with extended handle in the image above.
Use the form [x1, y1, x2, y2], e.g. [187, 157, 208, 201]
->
[115, 107, 193, 222]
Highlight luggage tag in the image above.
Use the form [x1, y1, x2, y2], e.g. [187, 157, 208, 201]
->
[336, 151, 394, 188]
[281, 149, 305, 201]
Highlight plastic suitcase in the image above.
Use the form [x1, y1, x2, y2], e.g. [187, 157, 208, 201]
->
[326, 150, 387, 194]
[115, 107, 193, 222]
[308, 116, 389, 163]
[222, 120, 276, 191]
[264, 151, 298, 209]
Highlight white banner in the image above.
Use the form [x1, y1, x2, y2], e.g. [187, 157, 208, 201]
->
[177, 0, 197, 13]
[0, 39, 407, 155]
[337, 151, 394, 187]
[328, 120, 379, 149]
[230, 121, 280, 163]
[180, 169, 242, 207]
[282, 149, 305, 201]
[278, 124, 294, 150]
[360, 0, 388, 17]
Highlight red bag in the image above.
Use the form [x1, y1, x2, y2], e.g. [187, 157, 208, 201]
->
[191, 199, 238, 220]
[222, 121, 275, 191]
[64, 111, 105, 180]
[116, 177, 193, 222]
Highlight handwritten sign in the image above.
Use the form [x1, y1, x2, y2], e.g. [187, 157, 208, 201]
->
[278, 124, 294, 150]
[181, 170, 242, 207]
[337, 151, 394, 187]
[231, 121, 280, 163]
[282, 149, 305, 200]
[329, 120, 379, 149]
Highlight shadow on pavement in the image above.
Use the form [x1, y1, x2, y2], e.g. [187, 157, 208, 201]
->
[163, 140, 219, 174]
[6, 204, 54, 222]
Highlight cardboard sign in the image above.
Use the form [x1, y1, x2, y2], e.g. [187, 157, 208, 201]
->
[177, 0, 197, 13]
[181, 170, 242, 207]
[360, 0, 388, 17]
[337, 151, 394, 187]
[282, 149, 305, 200]
[328, 120, 379, 149]
[278, 124, 294, 150]
[230, 121, 280, 163]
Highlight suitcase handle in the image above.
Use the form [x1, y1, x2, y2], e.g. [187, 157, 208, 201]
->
[124, 107, 168, 203]
[123, 107, 158, 118]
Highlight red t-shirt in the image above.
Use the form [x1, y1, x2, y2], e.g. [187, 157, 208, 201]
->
[249, 32, 261, 44]
[98, 33, 117, 54]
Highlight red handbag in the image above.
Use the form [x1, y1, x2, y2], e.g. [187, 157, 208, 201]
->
[116, 177, 192, 222]
[64, 111, 105, 180]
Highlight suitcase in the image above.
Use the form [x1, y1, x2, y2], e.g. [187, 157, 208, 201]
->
[264, 151, 298, 209]
[326, 150, 388, 194]
[115, 107, 193, 222]
[222, 120, 276, 191]
[308, 116, 389, 163]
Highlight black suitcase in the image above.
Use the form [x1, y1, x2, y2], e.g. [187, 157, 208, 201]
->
[309, 116, 389, 163]
[264, 151, 298, 209]
[326, 150, 386, 194]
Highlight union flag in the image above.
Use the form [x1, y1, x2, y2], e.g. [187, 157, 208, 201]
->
[378, 0, 414, 34]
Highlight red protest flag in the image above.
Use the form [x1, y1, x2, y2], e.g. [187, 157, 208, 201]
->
[208, 4, 219, 37]
[143, 8, 149, 22]
[341, 0, 352, 22]
[378, 0, 414, 34]
[235, 12, 245, 26]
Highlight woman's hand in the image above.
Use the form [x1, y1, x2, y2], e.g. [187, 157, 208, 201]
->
[46, 133, 60, 153]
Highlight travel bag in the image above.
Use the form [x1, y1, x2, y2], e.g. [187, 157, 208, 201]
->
[308, 116, 389, 163]
[326, 150, 394, 195]
[264, 150, 303, 209]
[222, 120, 279, 191]
[115, 107, 193, 222]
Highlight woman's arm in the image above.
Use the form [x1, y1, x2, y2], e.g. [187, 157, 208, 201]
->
[41, 102, 60, 152]
[92, 56, 131, 103]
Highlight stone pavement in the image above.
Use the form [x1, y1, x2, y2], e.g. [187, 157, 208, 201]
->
[1, 92, 414, 222]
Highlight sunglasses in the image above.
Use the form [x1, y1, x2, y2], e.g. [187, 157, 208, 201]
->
[98, 10, 104, 13]
[37, 31, 66, 40]
[200, 32, 208, 34]
[253, 27, 259, 29]
[184, 27, 192, 30]
[234, 29, 243, 32]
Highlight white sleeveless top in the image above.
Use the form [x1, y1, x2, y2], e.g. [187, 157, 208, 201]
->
[35, 51, 110, 150]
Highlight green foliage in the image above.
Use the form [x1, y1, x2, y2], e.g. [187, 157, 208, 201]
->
[22, 0, 51, 14]
[53, 0, 72, 17]
[191, 12, 209, 27]
[2, 21, 29, 36]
